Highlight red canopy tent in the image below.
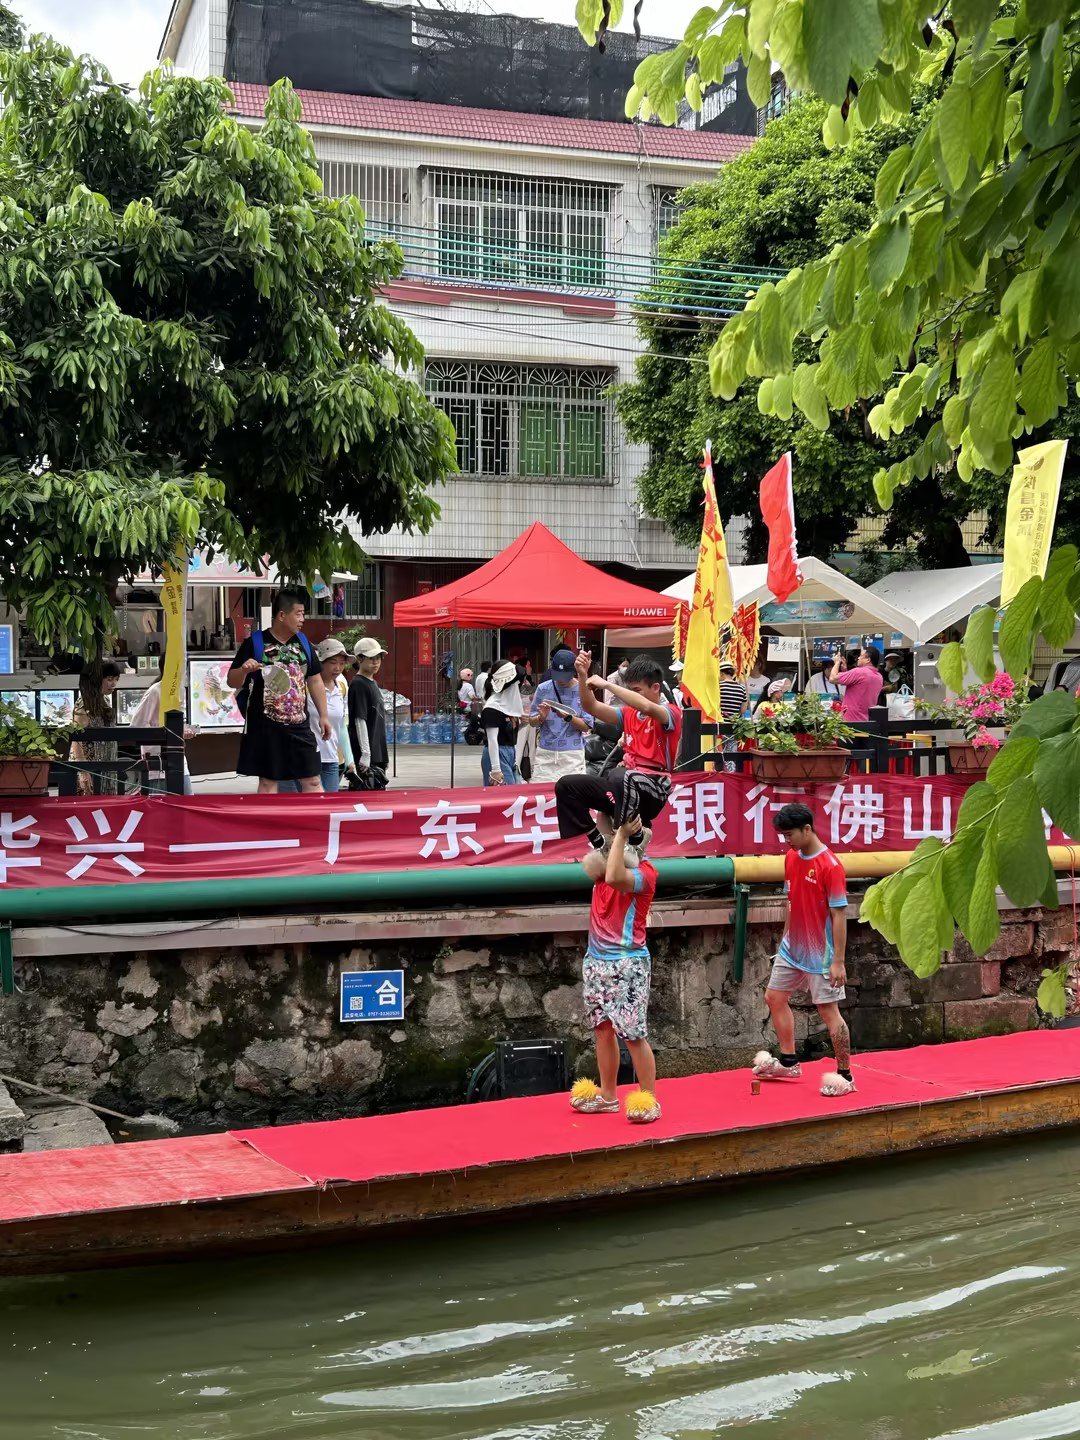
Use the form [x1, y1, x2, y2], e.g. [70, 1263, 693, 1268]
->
[392, 522, 679, 629]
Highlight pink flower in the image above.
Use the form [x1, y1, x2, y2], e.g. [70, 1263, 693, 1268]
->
[989, 673, 1015, 699]
[973, 726, 1002, 751]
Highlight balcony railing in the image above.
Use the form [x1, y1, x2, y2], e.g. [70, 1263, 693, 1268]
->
[366, 221, 783, 317]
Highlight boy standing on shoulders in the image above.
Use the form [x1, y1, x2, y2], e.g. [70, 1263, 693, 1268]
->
[752, 802, 856, 1098]
[570, 823, 661, 1123]
[555, 651, 682, 861]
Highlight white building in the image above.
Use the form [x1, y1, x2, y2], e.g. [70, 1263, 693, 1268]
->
[158, 2, 755, 696]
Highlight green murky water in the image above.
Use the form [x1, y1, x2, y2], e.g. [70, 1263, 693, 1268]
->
[2, 1136, 1079, 1439]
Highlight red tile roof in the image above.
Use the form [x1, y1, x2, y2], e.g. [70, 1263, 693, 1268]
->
[227, 82, 755, 164]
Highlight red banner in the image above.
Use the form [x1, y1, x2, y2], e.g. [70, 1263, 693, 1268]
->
[0, 774, 1071, 890]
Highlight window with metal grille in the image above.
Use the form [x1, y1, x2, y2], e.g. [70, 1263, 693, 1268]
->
[311, 567, 383, 620]
[425, 362, 614, 483]
[654, 187, 684, 249]
[429, 170, 613, 291]
[316, 161, 411, 232]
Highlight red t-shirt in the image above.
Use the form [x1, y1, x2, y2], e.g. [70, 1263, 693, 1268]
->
[587, 861, 658, 962]
[618, 703, 682, 772]
[834, 665, 883, 722]
[779, 845, 847, 975]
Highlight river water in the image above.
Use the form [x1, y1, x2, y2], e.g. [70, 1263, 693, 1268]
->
[2, 1136, 1078, 1439]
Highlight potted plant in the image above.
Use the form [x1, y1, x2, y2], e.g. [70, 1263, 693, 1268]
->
[731, 694, 857, 783]
[0, 698, 69, 795]
[917, 673, 1027, 775]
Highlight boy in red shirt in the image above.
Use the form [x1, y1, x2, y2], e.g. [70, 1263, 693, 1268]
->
[752, 801, 856, 1098]
[555, 651, 682, 862]
[569, 823, 661, 1123]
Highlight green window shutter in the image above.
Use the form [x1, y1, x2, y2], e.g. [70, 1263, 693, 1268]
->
[565, 405, 604, 478]
[519, 399, 558, 476]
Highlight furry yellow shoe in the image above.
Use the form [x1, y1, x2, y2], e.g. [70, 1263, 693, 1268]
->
[625, 1089, 661, 1124]
[570, 1078, 619, 1114]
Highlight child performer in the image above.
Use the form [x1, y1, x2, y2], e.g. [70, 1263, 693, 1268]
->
[569, 823, 661, 1124]
[752, 801, 856, 1098]
[555, 651, 682, 861]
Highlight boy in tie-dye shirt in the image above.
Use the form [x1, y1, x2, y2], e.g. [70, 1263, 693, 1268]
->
[569, 823, 661, 1124]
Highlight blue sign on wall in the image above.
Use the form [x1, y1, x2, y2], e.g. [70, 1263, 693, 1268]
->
[0, 625, 13, 676]
[340, 969, 405, 1024]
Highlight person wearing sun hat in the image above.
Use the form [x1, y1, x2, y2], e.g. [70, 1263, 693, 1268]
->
[348, 636, 390, 786]
[308, 637, 356, 792]
[479, 658, 523, 786]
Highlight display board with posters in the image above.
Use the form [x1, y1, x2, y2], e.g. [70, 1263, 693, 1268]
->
[1, 691, 35, 718]
[188, 659, 244, 729]
[38, 690, 76, 726]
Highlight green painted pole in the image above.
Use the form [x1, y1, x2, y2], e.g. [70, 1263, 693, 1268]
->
[0, 857, 735, 924]
[0, 925, 12, 996]
[732, 883, 750, 983]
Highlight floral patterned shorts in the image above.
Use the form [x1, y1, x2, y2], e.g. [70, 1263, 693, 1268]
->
[582, 951, 652, 1040]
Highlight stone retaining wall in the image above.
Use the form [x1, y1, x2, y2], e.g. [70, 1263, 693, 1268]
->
[0, 901, 1061, 1129]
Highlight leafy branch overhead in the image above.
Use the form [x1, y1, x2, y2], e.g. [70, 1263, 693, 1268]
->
[861, 544, 1080, 1017]
[0, 37, 457, 648]
[585, 2, 1080, 512]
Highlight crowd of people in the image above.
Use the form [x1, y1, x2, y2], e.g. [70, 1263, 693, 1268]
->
[58, 596, 869, 1128]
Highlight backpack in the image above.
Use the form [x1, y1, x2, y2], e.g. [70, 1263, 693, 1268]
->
[236, 629, 314, 721]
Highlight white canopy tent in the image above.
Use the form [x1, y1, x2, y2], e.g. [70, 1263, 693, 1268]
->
[867, 563, 1003, 645]
[607, 556, 916, 651]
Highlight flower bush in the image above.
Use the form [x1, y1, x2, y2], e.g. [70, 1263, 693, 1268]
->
[916, 673, 1027, 744]
[730, 694, 857, 753]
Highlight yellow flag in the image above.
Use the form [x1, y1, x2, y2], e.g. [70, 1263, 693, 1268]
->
[681, 441, 734, 721]
[160, 549, 188, 714]
[1001, 439, 1068, 606]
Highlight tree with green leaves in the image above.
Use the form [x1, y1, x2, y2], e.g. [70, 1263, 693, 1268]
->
[576, 0, 1080, 1012]
[618, 96, 1011, 564]
[0, 6, 21, 53]
[0, 36, 456, 665]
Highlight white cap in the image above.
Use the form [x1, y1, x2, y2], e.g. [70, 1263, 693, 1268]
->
[315, 637, 347, 661]
[669, 659, 685, 673]
[354, 637, 389, 658]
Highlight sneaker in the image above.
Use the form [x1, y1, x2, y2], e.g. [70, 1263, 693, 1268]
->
[570, 1079, 620, 1115]
[820, 1072, 857, 1097]
[625, 1089, 662, 1124]
[625, 826, 652, 863]
[751, 1050, 802, 1081]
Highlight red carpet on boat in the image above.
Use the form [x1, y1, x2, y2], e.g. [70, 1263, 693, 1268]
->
[1, 1033, 1074, 1227]
[0, 1131, 307, 1224]
[232, 1032, 1078, 1187]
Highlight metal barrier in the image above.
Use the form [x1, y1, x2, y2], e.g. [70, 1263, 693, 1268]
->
[51, 714, 187, 796]
[676, 706, 962, 777]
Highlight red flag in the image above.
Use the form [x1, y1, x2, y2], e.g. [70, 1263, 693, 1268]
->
[759, 452, 802, 603]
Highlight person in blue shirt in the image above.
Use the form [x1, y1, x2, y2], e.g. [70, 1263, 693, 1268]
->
[524, 647, 593, 784]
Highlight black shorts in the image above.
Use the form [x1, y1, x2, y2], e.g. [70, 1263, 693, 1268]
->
[237, 720, 320, 782]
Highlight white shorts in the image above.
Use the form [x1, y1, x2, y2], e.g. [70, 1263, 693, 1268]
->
[767, 958, 845, 1005]
[531, 748, 586, 783]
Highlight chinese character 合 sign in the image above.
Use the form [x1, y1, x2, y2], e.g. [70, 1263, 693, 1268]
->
[340, 969, 405, 1023]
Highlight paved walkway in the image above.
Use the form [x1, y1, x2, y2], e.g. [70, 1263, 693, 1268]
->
[193, 746, 477, 794]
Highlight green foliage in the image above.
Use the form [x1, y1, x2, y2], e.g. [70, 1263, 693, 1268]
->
[730, 692, 856, 751]
[604, 3, 1080, 517]
[0, 38, 456, 650]
[861, 546, 1080, 995]
[0, 5, 21, 51]
[616, 97, 1009, 563]
[0, 699, 68, 758]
